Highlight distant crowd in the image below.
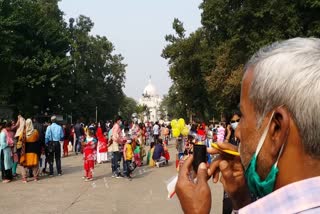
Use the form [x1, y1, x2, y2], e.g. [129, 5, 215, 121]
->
[0, 114, 175, 183]
[0, 112, 239, 192]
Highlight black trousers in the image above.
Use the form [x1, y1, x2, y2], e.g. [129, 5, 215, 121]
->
[154, 134, 159, 144]
[1, 150, 13, 180]
[47, 141, 62, 175]
[223, 197, 233, 214]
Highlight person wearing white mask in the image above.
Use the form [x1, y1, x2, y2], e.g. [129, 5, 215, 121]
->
[224, 112, 241, 147]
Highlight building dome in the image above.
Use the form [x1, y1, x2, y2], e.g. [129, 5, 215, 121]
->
[143, 79, 157, 97]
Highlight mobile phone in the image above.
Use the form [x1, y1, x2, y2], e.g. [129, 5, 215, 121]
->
[192, 144, 207, 173]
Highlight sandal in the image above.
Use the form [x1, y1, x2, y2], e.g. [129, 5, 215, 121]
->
[84, 178, 93, 182]
[22, 178, 27, 183]
[2, 179, 11, 183]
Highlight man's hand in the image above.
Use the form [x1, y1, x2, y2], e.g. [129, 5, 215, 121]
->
[207, 142, 252, 210]
[176, 156, 211, 214]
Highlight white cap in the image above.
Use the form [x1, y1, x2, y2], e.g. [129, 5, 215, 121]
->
[51, 115, 56, 121]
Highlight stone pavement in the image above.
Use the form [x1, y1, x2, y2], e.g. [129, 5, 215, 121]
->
[0, 144, 223, 214]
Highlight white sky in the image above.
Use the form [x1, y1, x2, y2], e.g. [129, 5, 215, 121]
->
[59, 0, 202, 100]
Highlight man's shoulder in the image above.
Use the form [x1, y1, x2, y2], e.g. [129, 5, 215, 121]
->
[241, 177, 320, 214]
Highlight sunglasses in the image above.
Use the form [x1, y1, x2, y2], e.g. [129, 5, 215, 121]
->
[230, 119, 240, 124]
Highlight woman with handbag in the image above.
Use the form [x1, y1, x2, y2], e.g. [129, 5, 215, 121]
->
[20, 119, 40, 183]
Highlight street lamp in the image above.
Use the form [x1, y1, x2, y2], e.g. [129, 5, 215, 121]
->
[95, 106, 98, 123]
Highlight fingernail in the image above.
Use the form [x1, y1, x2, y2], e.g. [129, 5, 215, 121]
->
[199, 163, 206, 169]
[220, 161, 228, 170]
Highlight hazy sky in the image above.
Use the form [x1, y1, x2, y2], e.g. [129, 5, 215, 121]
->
[58, 0, 202, 100]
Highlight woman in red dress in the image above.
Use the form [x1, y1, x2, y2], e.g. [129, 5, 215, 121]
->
[96, 121, 108, 163]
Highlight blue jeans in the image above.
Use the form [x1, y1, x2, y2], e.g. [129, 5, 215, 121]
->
[111, 151, 121, 175]
[121, 153, 127, 175]
[75, 137, 81, 153]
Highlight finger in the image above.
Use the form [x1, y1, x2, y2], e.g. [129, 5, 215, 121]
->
[219, 160, 233, 181]
[178, 155, 193, 179]
[217, 141, 238, 151]
[213, 168, 220, 183]
[207, 147, 221, 155]
[197, 162, 208, 185]
[176, 156, 194, 196]
[207, 157, 221, 177]
[219, 161, 232, 186]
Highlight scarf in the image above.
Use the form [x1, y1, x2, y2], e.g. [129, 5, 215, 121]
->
[2, 128, 13, 146]
[25, 119, 34, 137]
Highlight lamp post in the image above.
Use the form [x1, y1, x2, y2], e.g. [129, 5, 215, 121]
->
[95, 106, 98, 123]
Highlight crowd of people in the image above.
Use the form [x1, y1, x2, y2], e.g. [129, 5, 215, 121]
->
[0, 114, 178, 183]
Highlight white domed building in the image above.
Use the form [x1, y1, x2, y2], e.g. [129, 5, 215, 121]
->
[139, 78, 162, 122]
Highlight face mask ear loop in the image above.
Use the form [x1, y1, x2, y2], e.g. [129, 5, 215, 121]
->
[255, 111, 275, 156]
[274, 126, 289, 167]
[274, 142, 285, 167]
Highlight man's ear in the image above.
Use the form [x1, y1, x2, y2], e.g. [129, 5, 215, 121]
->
[269, 106, 290, 156]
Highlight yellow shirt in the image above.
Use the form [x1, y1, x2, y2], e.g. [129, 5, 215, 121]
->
[125, 143, 133, 160]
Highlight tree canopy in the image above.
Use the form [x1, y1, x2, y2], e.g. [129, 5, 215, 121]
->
[162, 0, 320, 122]
[0, 0, 128, 121]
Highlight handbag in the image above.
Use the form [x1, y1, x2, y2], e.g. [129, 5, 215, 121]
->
[128, 161, 137, 171]
[16, 140, 22, 149]
[17, 132, 24, 149]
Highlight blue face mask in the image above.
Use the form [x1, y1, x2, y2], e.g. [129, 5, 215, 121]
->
[244, 111, 285, 198]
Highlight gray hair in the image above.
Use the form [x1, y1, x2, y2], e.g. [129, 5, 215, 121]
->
[246, 37, 320, 157]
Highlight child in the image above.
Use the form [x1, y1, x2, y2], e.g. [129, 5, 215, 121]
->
[39, 148, 46, 176]
[82, 129, 97, 181]
[123, 139, 133, 180]
[133, 141, 141, 167]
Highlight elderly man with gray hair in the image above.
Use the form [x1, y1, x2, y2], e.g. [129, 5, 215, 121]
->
[45, 115, 64, 176]
[176, 38, 320, 213]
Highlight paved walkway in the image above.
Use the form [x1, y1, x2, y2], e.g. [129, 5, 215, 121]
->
[0, 144, 223, 214]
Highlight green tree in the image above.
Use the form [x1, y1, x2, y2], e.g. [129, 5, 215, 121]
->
[163, 0, 320, 121]
[119, 96, 137, 121]
[162, 25, 212, 121]
[69, 15, 126, 120]
[0, 1, 127, 121]
[0, 0, 70, 116]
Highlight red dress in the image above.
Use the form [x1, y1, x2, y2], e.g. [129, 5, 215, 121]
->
[96, 127, 107, 153]
[83, 137, 97, 178]
[63, 128, 70, 156]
